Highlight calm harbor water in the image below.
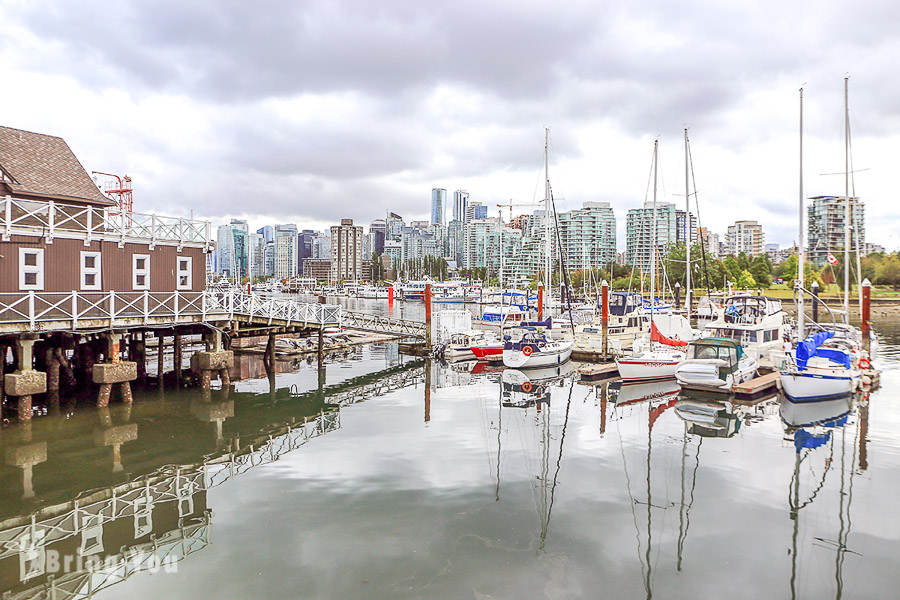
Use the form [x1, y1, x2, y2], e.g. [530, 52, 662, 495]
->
[2, 303, 899, 599]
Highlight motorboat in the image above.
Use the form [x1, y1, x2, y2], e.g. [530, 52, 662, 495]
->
[573, 292, 650, 353]
[437, 330, 501, 361]
[702, 294, 789, 367]
[615, 322, 687, 381]
[779, 331, 859, 401]
[502, 327, 573, 369]
[674, 337, 759, 393]
[476, 304, 530, 330]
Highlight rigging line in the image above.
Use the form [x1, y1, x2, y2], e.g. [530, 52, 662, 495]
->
[550, 186, 577, 338]
[677, 429, 688, 572]
[541, 377, 575, 550]
[679, 436, 703, 571]
[616, 402, 648, 589]
[496, 377, 503, 501]
[687, 140, 712, 295]
[838, 406, 860, 592]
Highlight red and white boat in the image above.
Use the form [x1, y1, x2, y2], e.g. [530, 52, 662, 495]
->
[615, 323, 686, 381]
[471, 343, 503, 359]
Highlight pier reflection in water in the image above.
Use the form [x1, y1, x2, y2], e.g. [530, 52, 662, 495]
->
[1, 333, 899, 598]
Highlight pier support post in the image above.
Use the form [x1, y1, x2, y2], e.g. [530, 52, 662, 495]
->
[264, 333, 276, 378]
[601, 280, 609, 358]
[195, 343, 234, 390]
[156, 335, 165, 386]
[424, 358, 431, 423]
[133, 333, 147, 385]
[811, 280, 819, 324]
[92, 333, 137, 407]
[5, 337, 46, 422]
[674, 281, 681, 309]
[173, 333, 183, 386]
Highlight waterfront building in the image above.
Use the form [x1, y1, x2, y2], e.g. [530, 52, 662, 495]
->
[301, 257, 332, 281]
[256, 225, 274, 244]
[807, 196, 865, 265]
[625, 201, 677, 272]
[699, 227, 719, 257]
[464, 218, 523, 281]
[864, 242, 885, 255]
[675, 209, 698, 245]
[369, 219, 386, 254]
[330, 218, 364, 281]
[383, 239, 402, 264]
[248, 233, 266, 280]
[386, 212, 404, 241]
[264, 241, 275, 277]
[465, 202, 488, 223]
[447, 219, 465, 264]
[274, 225, 298, 279]
[431, 188, 447, 226]
[557, 201, 617, 271]
[409, 220, 430, 232]
[0, 124, 209, 295]
[452, 190, 469, 223]
[725, 220, 765, 256]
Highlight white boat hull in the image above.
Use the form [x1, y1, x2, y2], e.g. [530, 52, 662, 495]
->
[675, 357, 758, 391]
[503, 342, 573, 369]
[615, 352, 683, 381]
[780, 371, 858, 401]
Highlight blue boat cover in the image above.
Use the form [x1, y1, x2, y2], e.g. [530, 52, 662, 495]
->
[795, 331, 851, 371]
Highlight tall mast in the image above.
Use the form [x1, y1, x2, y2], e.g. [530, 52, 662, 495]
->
[798, 87, 805, 340]
[544, 127, 551, 296]
[498, 209, 504, 291]
[843, 77, 851, 325]
[684, 128, 691, 319]
[650, 140, 658, 340]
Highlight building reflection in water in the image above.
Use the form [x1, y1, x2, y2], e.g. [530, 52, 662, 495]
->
[0, 350, 422, 600]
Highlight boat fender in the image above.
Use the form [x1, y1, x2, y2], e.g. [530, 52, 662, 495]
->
[522, 345, 533, 356]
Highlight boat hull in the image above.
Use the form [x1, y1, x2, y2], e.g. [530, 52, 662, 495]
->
[502, 343, 573, 369]
[471, 346, 503, 359]
[615, 354, 682, 381]
[779, 371, 858, 401]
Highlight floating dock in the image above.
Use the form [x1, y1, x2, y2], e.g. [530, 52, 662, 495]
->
[577, 363, 619, 380]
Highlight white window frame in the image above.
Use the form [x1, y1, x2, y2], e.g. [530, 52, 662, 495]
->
[176, 256, 192, 290]
[19, 248, 44, 291]
[133, 254, 150, 290]
[80, 251, 102, 291]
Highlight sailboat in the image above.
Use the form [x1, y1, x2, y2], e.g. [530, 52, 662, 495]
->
[781, 84, 863, 399]
[616, 141, 686, 381]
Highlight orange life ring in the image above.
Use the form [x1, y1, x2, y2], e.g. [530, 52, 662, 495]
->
[522, 345, 533, 356]
[858, 357, 871, 370]
[522, 382, 533, 392]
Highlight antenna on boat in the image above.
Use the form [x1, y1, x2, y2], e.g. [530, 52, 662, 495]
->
[798, 85, 806, 341]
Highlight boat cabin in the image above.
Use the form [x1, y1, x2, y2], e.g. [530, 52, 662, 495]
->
[0, 126, 211, 296]
[686, 338, 744, 376]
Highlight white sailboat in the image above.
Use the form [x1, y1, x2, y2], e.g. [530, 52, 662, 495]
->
[616, 140, 685, 381]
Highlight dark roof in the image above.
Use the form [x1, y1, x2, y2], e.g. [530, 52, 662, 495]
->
[0, 126, 114, 206]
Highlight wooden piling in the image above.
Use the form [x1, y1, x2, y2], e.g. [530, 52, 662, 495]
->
[156, 335, 165, 386]
[537, 286, 544, 321]
[135, 333, 147, 384]
[173, 334, 183, 385]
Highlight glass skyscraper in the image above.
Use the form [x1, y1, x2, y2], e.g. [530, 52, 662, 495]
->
[431, 188, 447, 226]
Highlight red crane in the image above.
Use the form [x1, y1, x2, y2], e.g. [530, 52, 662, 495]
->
[91, 172, 133, 213]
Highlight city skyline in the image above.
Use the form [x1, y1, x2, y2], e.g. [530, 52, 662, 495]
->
[4, 2, 897, 251]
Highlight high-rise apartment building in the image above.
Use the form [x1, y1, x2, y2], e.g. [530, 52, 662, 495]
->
[248, 233, 266, 280]
[330, 219, 364, 281]
[369, 219, 386, 254]
[557, 201, 617, 270]
[465, 202, 488, 223]
[625, 202, 677, 272]
[452, 190, 469, 223]
[675, 209, 698, 245]
[807, 196, 865, 265]
[274, 225, 298, 279]
[431, 188, 447, 226]
[256, 225, 274, 244]
[699, 227, 720, 257]
[725, 220, 765, 256]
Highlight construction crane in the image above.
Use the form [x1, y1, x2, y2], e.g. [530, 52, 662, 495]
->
[91, 172, 133, 213]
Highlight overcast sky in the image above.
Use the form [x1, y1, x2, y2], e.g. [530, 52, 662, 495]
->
[1, 0, 897, 250]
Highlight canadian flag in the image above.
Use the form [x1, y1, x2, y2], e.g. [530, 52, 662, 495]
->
[827, 253, 839, 265]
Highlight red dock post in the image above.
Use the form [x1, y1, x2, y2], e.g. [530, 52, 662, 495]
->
[424, 284, 432, 348]
[861, 278, 871, 346]
[601, 279, 609, 358]
[537, 286, 544, 321]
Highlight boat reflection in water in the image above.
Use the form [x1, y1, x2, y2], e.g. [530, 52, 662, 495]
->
[500, 362, 575, 409]
[675, 396, 742, 438]
[780, 391, 861, 600]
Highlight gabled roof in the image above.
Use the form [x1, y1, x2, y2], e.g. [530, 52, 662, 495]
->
[0, 126, 114, 206]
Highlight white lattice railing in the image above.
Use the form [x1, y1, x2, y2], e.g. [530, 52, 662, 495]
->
[0, 195, 212, 250]
[0, 291, 342, 331]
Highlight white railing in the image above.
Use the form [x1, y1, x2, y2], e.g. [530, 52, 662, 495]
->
[0, 291, 342, 332]
[341, 311, 426, 338]
[0, 195, 213, 250]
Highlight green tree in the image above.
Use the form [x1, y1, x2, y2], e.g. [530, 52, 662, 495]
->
[736, 269, 757, 289]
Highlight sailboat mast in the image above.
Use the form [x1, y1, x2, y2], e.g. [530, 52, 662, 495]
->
[684, 128, 691, 319]
[843, 77, 851, 325]
[650, 140, 658, 339]
[498, 208, 504, 291]
[798, 87, 805, 340]
[544, 127, 552, 297]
